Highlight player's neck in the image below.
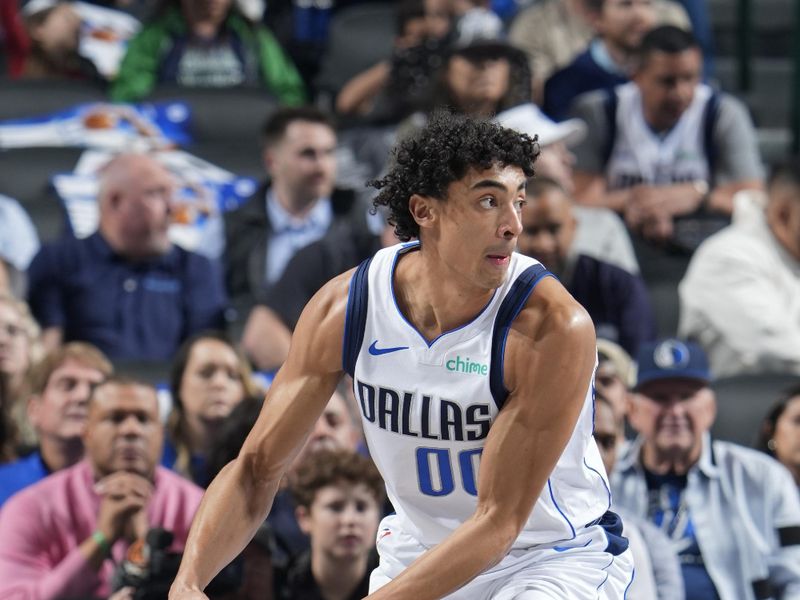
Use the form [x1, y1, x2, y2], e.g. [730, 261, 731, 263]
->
[394, 250, 495, 343]
[311, 552, 368, 600]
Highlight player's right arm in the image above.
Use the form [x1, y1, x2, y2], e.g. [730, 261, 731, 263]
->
[168, 270, 353, 598]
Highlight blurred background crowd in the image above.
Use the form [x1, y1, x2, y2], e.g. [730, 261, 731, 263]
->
[0, 0, 798, 598]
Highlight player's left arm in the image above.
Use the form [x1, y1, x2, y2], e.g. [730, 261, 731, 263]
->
[366, 277, 597, 600]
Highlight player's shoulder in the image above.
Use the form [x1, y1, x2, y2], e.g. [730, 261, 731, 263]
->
[298, 267, 356, 328]
[511, 272, 594, 347]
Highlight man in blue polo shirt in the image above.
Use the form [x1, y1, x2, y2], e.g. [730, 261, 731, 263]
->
[0, 342, 111, 506]
[27, 153, 227, 361]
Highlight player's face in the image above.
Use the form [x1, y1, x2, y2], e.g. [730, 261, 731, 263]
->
[430, 164, 527, 291]
[629, 379, 715, 462]
[594, 400, 619, 476]
[265, 121, 337, 208]
[635, 48, 702, 132]
[179, 338, 246, 424]
[83, 383, 163, 479]
[772, 396, 800, 475]
[517, 187, 576, 275]
[298, 482, 381, 561]
[28, 359, 107, 442]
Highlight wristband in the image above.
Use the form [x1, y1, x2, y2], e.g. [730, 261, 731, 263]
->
[91, 530, 111, 556]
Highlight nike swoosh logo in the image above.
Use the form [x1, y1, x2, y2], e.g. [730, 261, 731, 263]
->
[368, 341, 409, 356]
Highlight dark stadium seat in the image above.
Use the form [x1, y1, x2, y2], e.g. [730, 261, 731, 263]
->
[314, 2, 396, 104]
[144, 85, 279, 147]
[710, 373, 799, 446]
[0, 79, 106, 121]
[0, 147, 83, 241]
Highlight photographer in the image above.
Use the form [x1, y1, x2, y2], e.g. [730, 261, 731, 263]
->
[0, 376, 203, 599]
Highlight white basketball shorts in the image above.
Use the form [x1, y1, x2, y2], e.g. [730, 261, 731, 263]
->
[369, 511, 635, 599]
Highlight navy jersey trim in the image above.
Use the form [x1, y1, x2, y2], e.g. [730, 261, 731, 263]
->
[342, 257, 373, 377]
[599, 510, 629, 556]
[489, 264, 552, 410]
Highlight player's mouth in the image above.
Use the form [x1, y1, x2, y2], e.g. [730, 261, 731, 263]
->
[486, 254, 510, 267]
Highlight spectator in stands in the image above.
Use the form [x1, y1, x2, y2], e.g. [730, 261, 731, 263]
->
[0, 293, 43, 446]
[571, 26, 763, 254]
[0, 194, 39, 298]
[0, 341, 111, 506]
[614, 339, 800, 599]
[110, 0, 305, 104]
[270, 387, 363, 562]
[518, 177, 656, 356]
[594, 393, 684, 600]
[18, 0, 102, 81]
[426, 37, 531, 119]
[496, 101, 640, 274]
[543, 0, 657, 121]
[242, 220, 394, 371]
[757, 385, 800, 488]
[336, 0, 453, 122]
[509, 0, 688, 104]
[679, 160, 800, 377]
[281, 448, 383, 600]
[163, 331, 260, 487]
[0, 376, 203, 599]
[596, 338, 635, 426]
[27, 153, 227, 361]
[224, 106, 367, 311]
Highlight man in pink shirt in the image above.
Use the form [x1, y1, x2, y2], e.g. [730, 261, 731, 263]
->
[0, 375, 203, 600]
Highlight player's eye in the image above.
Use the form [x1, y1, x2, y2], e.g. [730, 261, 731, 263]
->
[514, 199, 527, 210]
[479, 197, 496, 209]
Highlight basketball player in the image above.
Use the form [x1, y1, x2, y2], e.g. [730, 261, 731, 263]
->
[169, 112, 633, 599]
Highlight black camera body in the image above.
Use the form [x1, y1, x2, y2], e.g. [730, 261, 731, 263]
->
[112, 528, 243, 599]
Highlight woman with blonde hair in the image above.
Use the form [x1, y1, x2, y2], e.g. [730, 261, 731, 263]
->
[164, 331, 260, 486]
[0, 293, 44, 452]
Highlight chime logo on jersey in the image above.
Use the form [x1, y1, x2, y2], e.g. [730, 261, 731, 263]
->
[355, 379, 491, 441]
[445, 355, 488, 376]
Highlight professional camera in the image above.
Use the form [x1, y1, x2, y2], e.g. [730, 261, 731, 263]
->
[112, 528, 242, 599]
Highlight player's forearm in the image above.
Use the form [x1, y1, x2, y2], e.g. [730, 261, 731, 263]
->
[171, 459, 279, 595]
[367, 509, 518, 600]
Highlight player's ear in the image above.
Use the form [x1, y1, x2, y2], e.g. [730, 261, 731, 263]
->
[409, 193, 436, 230]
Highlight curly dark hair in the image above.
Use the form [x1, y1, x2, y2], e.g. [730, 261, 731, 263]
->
[290, 448, 385, 510]
[369, 111, 539, 241]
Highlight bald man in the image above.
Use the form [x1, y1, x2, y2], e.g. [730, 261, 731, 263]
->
[28, 153, 227, 361]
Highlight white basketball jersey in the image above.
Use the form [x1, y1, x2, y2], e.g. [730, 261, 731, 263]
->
[343, 242, 610, 549]
[606, 82, 714, 190]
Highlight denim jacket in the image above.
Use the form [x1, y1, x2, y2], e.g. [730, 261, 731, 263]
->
[612, 434, 800, 600]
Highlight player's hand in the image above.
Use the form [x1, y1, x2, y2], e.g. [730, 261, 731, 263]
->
[95, 472, 154, 543]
